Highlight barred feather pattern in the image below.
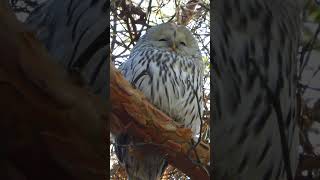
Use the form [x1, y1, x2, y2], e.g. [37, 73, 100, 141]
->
[213, 0, 302, 179]
[116, 23, 204, 179]
[26, 0, 108, 98]
[120, 47, 204, 134]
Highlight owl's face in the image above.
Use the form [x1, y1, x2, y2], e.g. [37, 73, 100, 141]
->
[137, 23, 201, 58]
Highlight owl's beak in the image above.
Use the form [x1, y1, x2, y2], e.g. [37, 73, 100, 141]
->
[171, 30, 177, 51]
[170, 40, 176, 51]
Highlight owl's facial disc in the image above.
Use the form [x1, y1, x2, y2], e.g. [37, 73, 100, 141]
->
[153, 31, 189, 53]
[142, 23, 200, 57]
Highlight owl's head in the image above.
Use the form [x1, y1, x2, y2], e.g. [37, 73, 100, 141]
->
[135, 23, 201, 58]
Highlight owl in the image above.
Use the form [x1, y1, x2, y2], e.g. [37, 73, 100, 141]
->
[115, 23, 204, 179]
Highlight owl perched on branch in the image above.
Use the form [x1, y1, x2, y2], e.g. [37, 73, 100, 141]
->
[115, 23, 204, 179]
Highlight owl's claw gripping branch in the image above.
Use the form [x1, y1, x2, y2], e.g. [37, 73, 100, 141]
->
[110, 64, 210, 179]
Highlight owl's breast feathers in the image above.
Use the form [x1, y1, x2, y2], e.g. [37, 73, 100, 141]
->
[120, 48, 203, 137]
